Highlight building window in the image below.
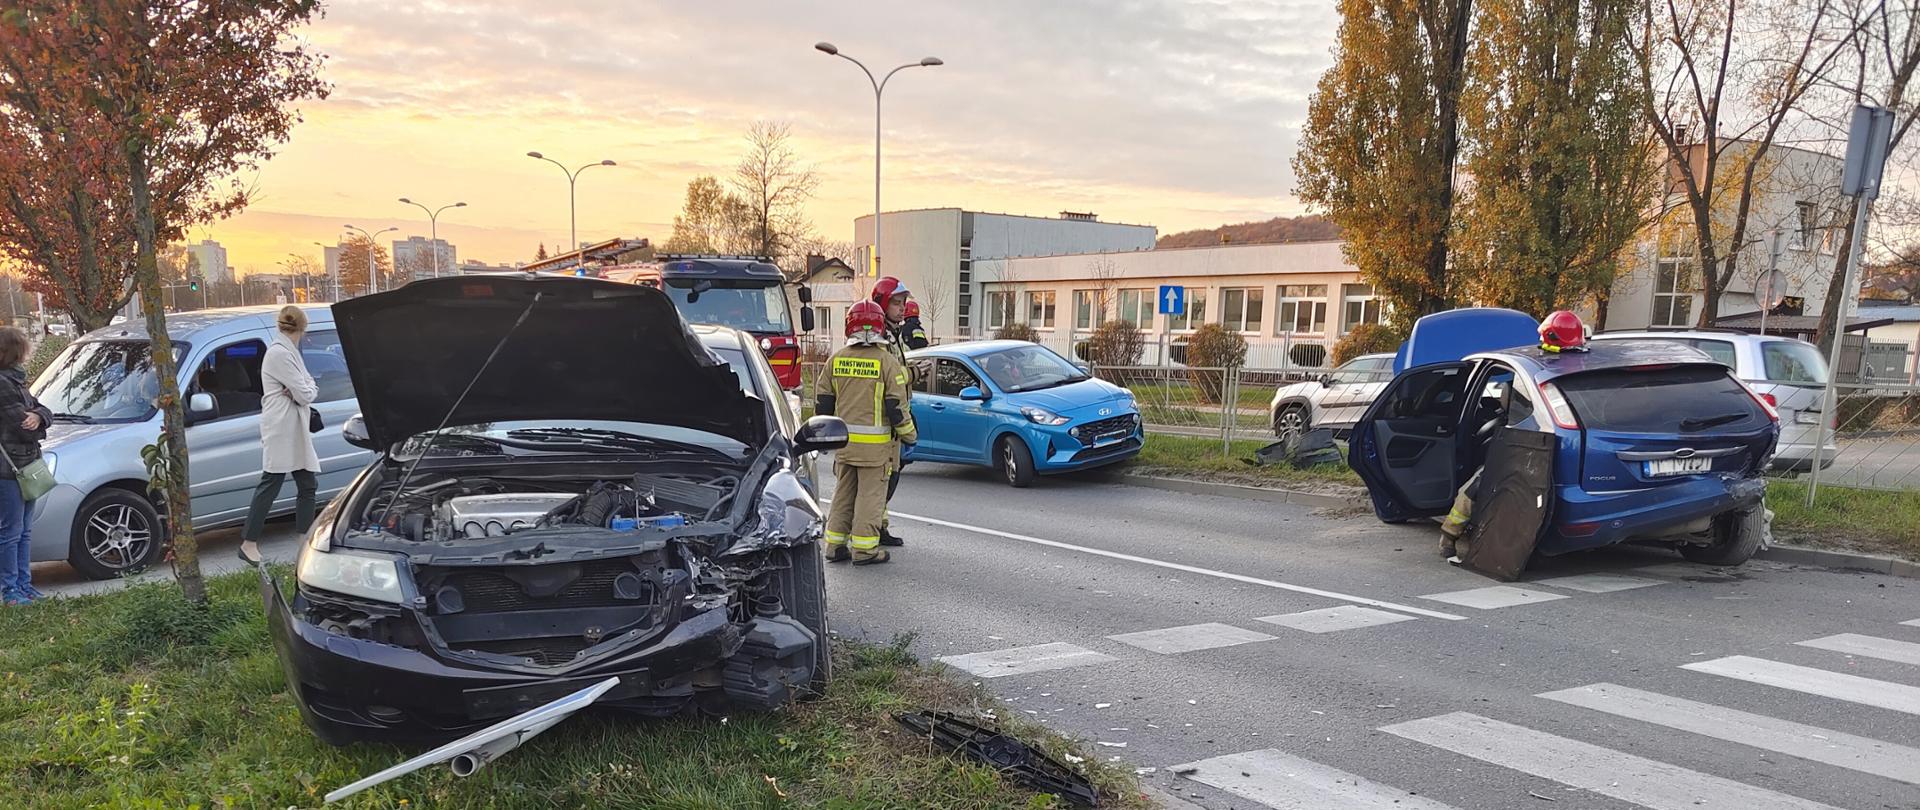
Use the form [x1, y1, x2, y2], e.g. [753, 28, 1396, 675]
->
[1026, 290, 1056, 329]
[1276, 285, 1328, 334]
[1073, 289, 1099, 330]
[1652, 255, 1697, 328]
[1794, 201, 1818, 250]
[986, 291, 1015, 330]
[1341, 284, 1382, 333]
[1168, 288, 1208, 331]
[1221, 287, 1263, 333]
[1115, 288, 1154, 328]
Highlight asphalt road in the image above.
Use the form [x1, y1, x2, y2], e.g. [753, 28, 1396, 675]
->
[827, 463, 1920, 810]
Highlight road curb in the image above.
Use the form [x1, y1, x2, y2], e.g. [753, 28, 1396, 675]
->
[1118, 474, 1917, 580]
[1140, 784, 1209, 810]
[1118, 474, 1366, 509]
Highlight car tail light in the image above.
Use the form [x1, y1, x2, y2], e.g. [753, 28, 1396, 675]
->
[1538, 382, 1580, 430]
[1734, 379, 1780, 422]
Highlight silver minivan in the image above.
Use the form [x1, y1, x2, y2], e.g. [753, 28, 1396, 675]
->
[28, 305, 373, 579]
[1592, 330, 1837, 471]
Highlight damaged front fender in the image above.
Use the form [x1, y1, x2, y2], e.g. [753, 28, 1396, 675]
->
[718, 469, 822, 560]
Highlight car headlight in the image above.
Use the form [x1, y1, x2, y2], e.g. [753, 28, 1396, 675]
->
[1021, 406, 1070, 426]
[297, 547, 404, 604]
[40, 451, 55, 477]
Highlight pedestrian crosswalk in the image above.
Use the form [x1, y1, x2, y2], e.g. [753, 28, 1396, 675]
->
[1168, 624, 1920, 809]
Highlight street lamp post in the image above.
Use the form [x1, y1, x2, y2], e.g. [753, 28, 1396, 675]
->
[397, 198, 467, 278]
[342, 225, 397, 296]
[815, 42, 942, 280]
[526, 152, 615, 269]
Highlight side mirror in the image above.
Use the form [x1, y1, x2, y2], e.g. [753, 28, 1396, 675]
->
[800, 307, 816, 333]
[188, 392, 216, 415]
[342, 413, 378, 450]
[1320, 373, 1336, 386]
[797, 285, 814, 304]
[793, 415, 849, 455]
[958, 386, 988, 401]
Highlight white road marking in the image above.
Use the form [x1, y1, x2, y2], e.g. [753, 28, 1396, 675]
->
[1256, 605, 1418, 634]
[1106, 622, 1274, 654]
[1381, 712, 1843, 810]
[1682, 656, 1920, 715]
[1171, 748, 1461, 810]
[1798, 633, 1920, 667]
[1417, 585, 1568, 609]
[888, 509, 1470, 621]
[1903, 619, 1920, 628]
[1541, 682, 1920, 785]
[1530, 573, 1665, 593]
[935, 642, 1116, 679]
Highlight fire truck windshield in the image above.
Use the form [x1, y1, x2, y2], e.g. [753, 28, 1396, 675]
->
[664, 280, 792, 334]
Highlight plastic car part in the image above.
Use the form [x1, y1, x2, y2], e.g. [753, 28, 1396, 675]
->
[894, 710, 1099, 807]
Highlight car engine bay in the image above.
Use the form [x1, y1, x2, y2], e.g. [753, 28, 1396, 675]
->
[359, 471, 741, 543]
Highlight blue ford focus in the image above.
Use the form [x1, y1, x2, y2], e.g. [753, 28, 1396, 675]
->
[903, 341, 1143, 486]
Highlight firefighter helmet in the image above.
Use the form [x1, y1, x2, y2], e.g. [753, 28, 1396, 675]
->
[904, 299, 921, 319]
[1538, 310, 1588, 353]
[846, 300, 888, 338]
[871, 276, 910, 304]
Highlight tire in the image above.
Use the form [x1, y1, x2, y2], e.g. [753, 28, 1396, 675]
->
[67, 488, 163, 580]
[1273, 404, 1309, 439]
[1678, 506, 1765, 566]
[996, 436, 1037, 488]
[775, 546, 832, 697]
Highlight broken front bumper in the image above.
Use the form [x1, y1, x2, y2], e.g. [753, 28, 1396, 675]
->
[262, 575, 815, 745]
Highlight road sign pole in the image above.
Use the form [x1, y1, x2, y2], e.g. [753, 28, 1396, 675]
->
[1810, 105, 1894, 507]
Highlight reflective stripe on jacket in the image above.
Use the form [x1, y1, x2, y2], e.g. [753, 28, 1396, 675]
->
[827, 343, 916, 465]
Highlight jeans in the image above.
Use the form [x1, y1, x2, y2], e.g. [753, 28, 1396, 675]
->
[243, 470, 318, 542]
[0, 478, 29, 595]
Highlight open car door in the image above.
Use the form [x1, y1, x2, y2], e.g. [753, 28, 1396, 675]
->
[1348, 362, 1473, 523]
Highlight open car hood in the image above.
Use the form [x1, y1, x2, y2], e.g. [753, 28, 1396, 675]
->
[1394, 307, 1540, 373]
[332, 275, 762, 450]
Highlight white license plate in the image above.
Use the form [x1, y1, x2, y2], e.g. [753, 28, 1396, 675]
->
[1647, 457, 1712, 477]
[1795, 410, 1821, 425]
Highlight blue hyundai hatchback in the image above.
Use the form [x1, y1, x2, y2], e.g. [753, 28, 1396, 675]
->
[1351, 314, 1780, 568]
[904, 341, 1143, 486]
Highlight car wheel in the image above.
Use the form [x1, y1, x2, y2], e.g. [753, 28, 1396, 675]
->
[68, 488, 163, 580]
[1678, 506, 1766, 566]
[996, 436, 1036, 488]
[1274, 404, 1308, 439]
[774, 545, 832, 698]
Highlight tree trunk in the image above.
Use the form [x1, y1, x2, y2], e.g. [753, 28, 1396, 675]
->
[1812, 197, 1859, 354]
[128, 147, 202, 605]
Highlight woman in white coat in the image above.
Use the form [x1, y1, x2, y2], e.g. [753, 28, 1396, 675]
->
[239, 306, 321, 564]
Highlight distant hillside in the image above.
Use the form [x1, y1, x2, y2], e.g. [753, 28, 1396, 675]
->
[1156, 215, 1341, 249]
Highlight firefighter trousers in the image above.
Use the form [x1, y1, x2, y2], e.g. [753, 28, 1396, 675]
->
[827, 459, 891, 552]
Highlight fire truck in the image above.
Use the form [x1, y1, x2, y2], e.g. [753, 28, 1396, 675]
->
[604, 255, 814, 389]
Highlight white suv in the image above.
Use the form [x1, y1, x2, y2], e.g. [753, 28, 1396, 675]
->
[1591, 330, 1836, 471]
[1268, 353, 1396, 438]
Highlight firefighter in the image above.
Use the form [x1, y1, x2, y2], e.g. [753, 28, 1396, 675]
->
[870, 277, 916, 547]
[901, 298, 930, 350]
[817, 300, 916, 565]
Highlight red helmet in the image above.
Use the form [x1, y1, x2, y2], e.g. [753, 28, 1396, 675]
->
[871, 276, 910, 304]
[846, 300, 888, 338]
[1538, 310, 1587, 352]
[903, 299, 921, 319]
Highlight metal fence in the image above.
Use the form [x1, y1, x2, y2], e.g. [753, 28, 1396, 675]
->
[1812, 382, 1920, 491]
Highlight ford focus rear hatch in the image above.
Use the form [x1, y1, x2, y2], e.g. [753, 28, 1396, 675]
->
[1548, 360, 1777, 491]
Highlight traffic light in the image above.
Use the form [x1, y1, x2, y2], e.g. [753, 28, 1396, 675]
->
[188, 279, 199, 292]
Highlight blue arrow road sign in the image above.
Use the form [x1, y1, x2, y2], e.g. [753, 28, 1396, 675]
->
[1158, 285, 1185, 315]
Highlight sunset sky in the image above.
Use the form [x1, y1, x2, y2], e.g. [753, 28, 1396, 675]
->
[206, 0, 1341, 274]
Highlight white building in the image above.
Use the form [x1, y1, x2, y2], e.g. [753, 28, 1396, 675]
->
[836, 209, 1158, 340]
[392, 236, 457, 280]
[1605, 142, 1848, 332]
[978, 241, 1373, 367]
[187, 239, 230, 284]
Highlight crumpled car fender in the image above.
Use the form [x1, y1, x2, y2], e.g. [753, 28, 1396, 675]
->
[718, 469, 822, 559]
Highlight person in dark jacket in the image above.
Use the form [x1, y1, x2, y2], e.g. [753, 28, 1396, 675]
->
[0, 327, 52, 605]
[900, 298, 929, 350]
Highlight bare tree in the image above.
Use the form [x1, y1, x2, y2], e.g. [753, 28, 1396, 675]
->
[919, 275, 953, 337]
[1087, 256, 1121, 322]
[731, 121, 820, 266]
[1627, 0, 1856, 327]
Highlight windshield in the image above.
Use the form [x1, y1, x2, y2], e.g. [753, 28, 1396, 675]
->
[31, 340, 181, 423]
[1762, 340, 1828, 385]
[979, 345, 1088, 393]
[664, 281, 791, 334]
[711, 347, 761, 396]
[398, 419, 751, 460]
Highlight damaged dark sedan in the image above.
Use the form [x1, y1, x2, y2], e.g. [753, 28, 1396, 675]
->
[263, 275, 849, 745]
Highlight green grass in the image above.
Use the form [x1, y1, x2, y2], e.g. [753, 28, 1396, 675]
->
[1124, 381, 1270, 411]
[1126, 433, 1363, 493]
[1767, 479, 1920, 561]
[0, 571, 1148, 810]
